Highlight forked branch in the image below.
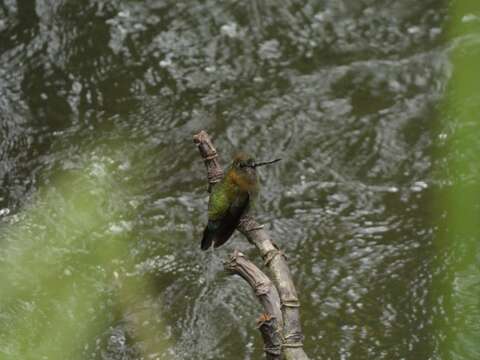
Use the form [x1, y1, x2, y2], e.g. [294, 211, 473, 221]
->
[193, 130, 310, 360]
[225, 250, 282, 360]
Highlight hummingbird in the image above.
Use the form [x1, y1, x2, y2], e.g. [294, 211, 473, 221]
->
[201, 153, 281, 250]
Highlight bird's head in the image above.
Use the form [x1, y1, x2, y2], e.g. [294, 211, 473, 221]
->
[228, 152, 281, 189]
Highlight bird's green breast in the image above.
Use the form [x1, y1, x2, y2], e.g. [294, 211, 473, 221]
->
[207, 169, 257, 220]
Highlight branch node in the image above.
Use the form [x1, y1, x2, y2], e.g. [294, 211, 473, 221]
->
[282, 332, 305, 348]
[204, 152, 218, 161]
[263, 249, 284, 267]
[281, 298, 301, 308]
[193, 130, 224, 191]
[257, 314, 282, 357]
[282, 342, 304, 348]
[254, 280, 272, 296]
[265, 347, 282, 356]
[224, 249, 243, 272]
[247, 224, 264, 231]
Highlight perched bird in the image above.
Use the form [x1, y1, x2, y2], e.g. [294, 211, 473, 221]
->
[201, 153, 281, 250]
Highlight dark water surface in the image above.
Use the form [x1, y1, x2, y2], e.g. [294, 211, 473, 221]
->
[1, 0, 479, 359]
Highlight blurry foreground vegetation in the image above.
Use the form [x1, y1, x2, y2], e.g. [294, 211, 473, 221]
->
[0, 155, 170, 359]
[0, 1, 480, 359]
[435, 1, 480, 359]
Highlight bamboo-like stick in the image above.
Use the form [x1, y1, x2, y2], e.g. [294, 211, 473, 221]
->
[193, 130, 310, 360]
[225, 250, 282, 360]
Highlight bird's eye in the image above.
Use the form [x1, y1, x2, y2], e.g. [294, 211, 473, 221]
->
[239, 161, 246, 168]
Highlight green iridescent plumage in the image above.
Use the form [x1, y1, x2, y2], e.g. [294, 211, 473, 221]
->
[201, 153, 280, 250]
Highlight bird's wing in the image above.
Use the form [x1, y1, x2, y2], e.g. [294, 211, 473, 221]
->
[212, 193, 249, 248]
[207, 185, 231, 220]
[201, 193, 249, 250]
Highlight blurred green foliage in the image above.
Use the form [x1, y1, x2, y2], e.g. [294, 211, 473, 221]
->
[436, 1, 480, 358]
[0, 159, 169, 359]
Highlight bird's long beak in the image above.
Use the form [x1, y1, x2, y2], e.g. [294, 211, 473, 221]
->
[252, 158, 282, 168]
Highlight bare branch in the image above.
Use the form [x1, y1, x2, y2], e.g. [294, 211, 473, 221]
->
[193, 130, 310, 360]
[225, 250, 282, 360]
[193, 130, 223, 192]
[238, 217, 308, 360]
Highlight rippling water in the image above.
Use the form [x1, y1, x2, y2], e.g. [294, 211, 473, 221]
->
[1, 1, 479, 359]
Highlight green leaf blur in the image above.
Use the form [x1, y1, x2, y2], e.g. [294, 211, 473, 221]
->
[0, 158, 170, 359]
[435, 1, 480, 358]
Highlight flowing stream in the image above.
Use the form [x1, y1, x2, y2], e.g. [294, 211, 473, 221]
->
[1, 1, 479, 359]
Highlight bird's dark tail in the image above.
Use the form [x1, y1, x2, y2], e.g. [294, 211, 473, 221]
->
[201, 219, 237, 251]
[201, 195, 249, 251]
[201, 222, 215, 250]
